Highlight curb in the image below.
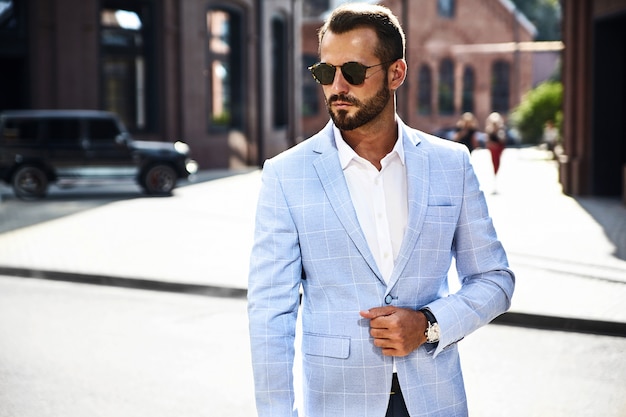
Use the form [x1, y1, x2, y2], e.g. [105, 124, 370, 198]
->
[0, 266, 247, 300]
[491, 312, 626, 338]
[3, 266, 626, 338]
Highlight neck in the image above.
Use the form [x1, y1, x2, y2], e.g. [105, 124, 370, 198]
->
[341, 109, 398, 170]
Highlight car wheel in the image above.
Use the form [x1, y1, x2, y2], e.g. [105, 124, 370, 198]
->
[12, 166, 49, 200]
[141, 164, 177, 195]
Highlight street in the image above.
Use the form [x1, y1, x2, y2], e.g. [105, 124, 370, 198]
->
[1, 274, 625, 417]
[1, 147, 625, 417]
[0, 276, 254, 417]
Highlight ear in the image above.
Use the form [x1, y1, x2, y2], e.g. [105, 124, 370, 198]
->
[388, 59, 407, 89]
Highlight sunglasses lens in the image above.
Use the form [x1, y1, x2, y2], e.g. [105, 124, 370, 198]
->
[311, 64, 336, 85]
[309, 62, 372, 85]
[341, 62, 367, 85]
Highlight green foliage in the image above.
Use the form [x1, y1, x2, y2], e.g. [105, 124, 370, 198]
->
[510, 0, 561, 41]
[510, 81, 563, 144]
[211, 111, 231, 126]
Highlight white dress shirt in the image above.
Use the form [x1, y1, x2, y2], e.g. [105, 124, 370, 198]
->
[333, 124, 408, 285]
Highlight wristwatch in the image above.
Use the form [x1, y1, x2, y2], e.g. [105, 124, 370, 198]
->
[420, 309, 440, 344]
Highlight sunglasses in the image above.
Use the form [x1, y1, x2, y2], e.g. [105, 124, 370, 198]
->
[308, 59, 397, 86]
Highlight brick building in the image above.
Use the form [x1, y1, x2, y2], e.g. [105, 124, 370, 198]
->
[302, 0, 537, 138]
[0, 0, 301, 169]
[559, 0, 626, 202]
[10, 0, 623, 203]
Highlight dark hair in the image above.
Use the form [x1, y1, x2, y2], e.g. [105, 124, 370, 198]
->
[318, 3, 405, 64]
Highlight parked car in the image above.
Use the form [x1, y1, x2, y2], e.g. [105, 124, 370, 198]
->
[0, 110, 198, 199]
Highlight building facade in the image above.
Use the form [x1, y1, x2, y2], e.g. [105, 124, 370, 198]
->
[301, 0, 537, 138]
[0, 0, 302, 169]
[7, 0, 623, 204]
[560, 0, 626, 202]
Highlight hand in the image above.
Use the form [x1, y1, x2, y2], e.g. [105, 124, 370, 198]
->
[359, 307, 427, 356]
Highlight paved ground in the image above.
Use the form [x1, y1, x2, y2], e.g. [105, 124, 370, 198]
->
[0, 146, 625, 416]
[1, 147, 624, 322]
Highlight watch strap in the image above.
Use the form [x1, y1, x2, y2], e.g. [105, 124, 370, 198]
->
[420, 308, 437, 325]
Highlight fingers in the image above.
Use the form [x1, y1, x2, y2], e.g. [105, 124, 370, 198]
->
[360, 307, 425, 356]
[359, 306, 396, 320]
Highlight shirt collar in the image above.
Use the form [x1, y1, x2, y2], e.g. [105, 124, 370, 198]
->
[333, 118, 405, 170]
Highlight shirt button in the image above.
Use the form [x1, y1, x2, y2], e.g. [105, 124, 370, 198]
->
[385, 294, 393, 304]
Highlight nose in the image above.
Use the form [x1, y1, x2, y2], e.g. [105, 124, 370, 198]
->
[329, 67, 349, 93]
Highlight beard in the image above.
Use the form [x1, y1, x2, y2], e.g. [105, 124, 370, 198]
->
[326, 81, 391, 131]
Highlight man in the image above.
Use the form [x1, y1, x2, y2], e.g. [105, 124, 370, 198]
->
[248, 3, 514, 416]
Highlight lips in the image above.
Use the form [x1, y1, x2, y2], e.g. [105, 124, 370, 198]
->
[329, 94, 358, 107]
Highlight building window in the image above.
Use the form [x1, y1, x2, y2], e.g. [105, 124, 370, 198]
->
[0, 0, 19, 33]
[491, 60, 510, 113]
[417, 64, 432, 115]
[272, 15, 288, 128]
[0, 0, 28, 110]
[302, 54, 320, 117]
[438, 58, 454, 115]
[206, 7, 245, 131]
[437, 0, 455, 18]
[461, 66, 475, 113]
[100, 3, 154, 132]
[303, 0, 329, 19]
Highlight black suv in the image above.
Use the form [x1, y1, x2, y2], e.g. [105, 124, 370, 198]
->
[0, 110, 198, 199]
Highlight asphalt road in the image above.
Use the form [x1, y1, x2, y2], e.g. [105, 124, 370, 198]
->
[1, 274, 625, 417]
[0, 275, 255, 417]
[0, 170, 244, 234]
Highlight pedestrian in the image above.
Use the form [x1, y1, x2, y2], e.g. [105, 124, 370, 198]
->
[485, 111, 507, 186]
[247, 3, 515, 417]
[543, 119, 559, 159]
[452, 112, 479, 152]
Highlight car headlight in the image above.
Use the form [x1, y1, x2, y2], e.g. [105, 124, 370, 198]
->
[186, 160, 199, 174]
[174, 141, 190, 154]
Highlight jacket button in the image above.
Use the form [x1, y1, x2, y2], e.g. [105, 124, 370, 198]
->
[384, 294, 393, 304]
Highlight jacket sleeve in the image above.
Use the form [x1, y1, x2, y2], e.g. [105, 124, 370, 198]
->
[247, 159, 302, 417]
[427, 150, 515, 357]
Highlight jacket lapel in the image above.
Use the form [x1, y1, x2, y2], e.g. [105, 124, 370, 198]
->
[312, 123, 383, 283]
[387, 128, 429, 288]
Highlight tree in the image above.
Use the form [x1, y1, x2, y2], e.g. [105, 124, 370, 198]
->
[510, 81, 562, 144]
[510, 0, 562, 41]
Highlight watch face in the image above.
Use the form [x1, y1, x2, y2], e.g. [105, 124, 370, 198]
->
[427, 322, 440, 343]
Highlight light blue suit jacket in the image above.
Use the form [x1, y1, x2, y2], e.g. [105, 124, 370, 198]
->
[248, 118, 515, 417]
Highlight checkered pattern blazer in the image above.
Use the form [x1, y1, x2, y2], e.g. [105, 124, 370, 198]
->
[248, 118, 515, 417]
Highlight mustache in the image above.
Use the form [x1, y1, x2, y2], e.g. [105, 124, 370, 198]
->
[328, 94, 360, 105]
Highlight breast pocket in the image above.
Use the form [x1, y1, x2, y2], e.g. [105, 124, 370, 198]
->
[419, 205, 458, 253]
[424, 205, 457, 223]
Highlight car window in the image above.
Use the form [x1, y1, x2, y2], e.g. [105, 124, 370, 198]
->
[1, 118, 40, 144]
[47, 118, 80, 145]
[88, 118, 121, 142]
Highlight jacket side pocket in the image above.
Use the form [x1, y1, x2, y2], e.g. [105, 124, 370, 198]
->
[302, 332, 350, 359]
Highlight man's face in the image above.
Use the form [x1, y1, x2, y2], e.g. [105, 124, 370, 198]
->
[326, 76, 390, 131]
[319, 28, 392, 131]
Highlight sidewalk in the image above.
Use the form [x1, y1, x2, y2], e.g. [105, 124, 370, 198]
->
[471, 147, 626, 327]
[1, 147, 625, 324]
